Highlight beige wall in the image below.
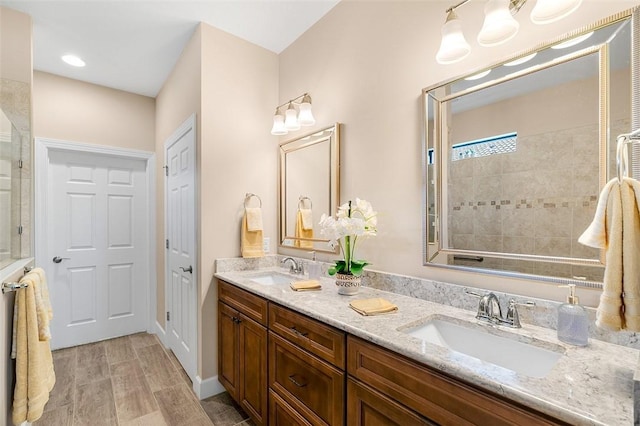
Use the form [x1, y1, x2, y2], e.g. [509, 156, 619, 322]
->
[0, 7, 31, 84]
[199, 23, 278, 378]
[33, 72, 155, 151]
[155, 25, 202, 330]
[278, 0, 640, 307]
[155, 23, 278, 380]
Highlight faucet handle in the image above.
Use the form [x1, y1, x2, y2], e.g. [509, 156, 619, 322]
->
[464, 288, 484, 298]
[504, 299, 535, 328]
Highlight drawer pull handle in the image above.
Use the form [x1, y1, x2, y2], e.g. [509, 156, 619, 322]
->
[290, 326, 308, 338]
[288, 374, 308, 387]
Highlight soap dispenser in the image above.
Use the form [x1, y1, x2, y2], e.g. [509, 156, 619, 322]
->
[557, 284, 589, 346]
[307, 251, 322, 280]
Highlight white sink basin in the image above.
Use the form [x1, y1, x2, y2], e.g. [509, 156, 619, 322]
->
[247, 272, 293, 286]
[402, 316, 563, 378]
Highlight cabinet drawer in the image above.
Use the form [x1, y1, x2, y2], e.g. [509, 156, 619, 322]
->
[269, 390, 313, 426]
[269, 303, 346, 369]
[269, 332, 344, 426]
[347, 378, 436, 426]
[347, 336, 566, 426]
[219, 280, 268, 326]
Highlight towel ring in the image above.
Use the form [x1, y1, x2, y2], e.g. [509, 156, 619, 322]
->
[616, 129, 640, 183]
[298, 196, 312, 210]
[244, 193, 262, 209]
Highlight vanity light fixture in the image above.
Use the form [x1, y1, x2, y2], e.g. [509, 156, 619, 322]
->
[435, 0, 583, 65]
[271, 93, 316, 136]
[61, 54, 86, 67]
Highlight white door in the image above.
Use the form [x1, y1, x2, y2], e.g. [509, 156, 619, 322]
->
[46, 149, 150, 349]
[165, 115, 197, 382]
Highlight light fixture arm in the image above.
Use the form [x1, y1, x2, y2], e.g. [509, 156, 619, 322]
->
[445, 0, 527, 15]
[275, 92, 311, 111]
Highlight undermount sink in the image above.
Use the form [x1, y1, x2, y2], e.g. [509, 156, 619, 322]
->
[401, 316, 564, 378]
[247, 272, 293, 286]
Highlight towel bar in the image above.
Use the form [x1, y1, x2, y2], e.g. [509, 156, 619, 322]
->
[244, 193, 262, 209]
[2, 266, 34, 294]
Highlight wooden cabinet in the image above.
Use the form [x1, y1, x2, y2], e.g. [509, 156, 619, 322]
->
[218, 281, 268, 425]
[347, 378, 436, 426]
[269, 390, 313, 426]
[347, 336, 568, 426]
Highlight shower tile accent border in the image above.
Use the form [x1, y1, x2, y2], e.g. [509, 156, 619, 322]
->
[216, 255, 640, 350]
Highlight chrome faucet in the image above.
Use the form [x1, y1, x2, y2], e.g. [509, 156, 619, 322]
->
[464, 289, 535, 328]
[282, 257, 304, 275]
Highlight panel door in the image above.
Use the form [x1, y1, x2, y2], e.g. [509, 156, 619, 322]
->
[47, 149, 149, 349]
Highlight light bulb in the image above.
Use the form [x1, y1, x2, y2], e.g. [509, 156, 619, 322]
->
[531, 0, 583, 25]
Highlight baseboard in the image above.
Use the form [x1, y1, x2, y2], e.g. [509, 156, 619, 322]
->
[193, 375, 226, 400]
[154, 321, 167, 346]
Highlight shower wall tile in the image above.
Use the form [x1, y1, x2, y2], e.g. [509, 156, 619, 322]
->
[534, 208, 572, 238]
[534, 237, 572, 257]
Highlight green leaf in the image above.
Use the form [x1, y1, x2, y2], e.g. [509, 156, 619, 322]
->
[349, 260, 370, 277]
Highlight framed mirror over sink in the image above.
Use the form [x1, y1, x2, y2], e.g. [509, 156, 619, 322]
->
[422, 8, 638, 287]
[279, 123, 340, 253]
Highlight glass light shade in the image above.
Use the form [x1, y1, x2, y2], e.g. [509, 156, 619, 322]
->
[284, 105, 300, 131]
[297, 102, 315, 126]
[477, 0, 520, 47]
[270, 113, 287, 135]
[436, 11, 471, 65]
[531, 0, 583, 24]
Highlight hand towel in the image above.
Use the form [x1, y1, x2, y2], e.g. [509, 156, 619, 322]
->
[294, 210, 314, 249]
[12, 271, 56, 425]
[245, 207, 263, 232]
[241, 212, 264, 258]
[349, 298, 398, 316]
[32, 268, 53, 341]
[290, 280, 322, 291]
[300, 208, 313, 231]
[579, 178, 640, 331]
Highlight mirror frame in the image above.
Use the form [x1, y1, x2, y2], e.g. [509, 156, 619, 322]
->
[422, 7, 639, 288]
[278, 123, 341, 253]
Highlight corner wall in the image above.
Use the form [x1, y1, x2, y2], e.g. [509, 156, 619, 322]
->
[278, 0, 640, 306]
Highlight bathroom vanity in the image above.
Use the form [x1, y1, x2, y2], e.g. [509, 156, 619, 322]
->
[215, 265, 637, 426]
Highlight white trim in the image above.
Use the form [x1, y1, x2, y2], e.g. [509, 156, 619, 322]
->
[154, 320, 167, 346]
[163, 113, 198, 384]
[34, 137, 156, 335]
[193, 375, 225, 400]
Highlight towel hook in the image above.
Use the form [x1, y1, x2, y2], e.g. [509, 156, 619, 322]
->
[298, 196, 312, 210]
[244, 193, 262, 209]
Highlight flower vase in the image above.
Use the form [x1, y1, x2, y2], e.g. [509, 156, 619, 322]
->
[335, 273, 361, 295]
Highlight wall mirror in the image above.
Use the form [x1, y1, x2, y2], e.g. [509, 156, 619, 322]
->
[423, 8, 637, 287]
[279, 123, 340, 253]
[0, 79, 31, 269]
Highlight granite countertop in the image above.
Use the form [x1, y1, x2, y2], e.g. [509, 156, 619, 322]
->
[215, 267, 638, 426]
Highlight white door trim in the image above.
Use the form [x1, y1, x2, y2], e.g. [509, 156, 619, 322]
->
[164, 113, 198, 384]
[34, 138, 157, 335]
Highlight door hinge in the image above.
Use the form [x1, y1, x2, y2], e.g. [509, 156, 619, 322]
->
[166, 239, 169, 249]
[18, 160, 23, 169]
[163, 165, 169, 177]
[166, 311, 170, 321]
[17, 225, 22, 235]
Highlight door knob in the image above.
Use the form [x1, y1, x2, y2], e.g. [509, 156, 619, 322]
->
[180, 265, 193, 274]
[53, 256, 71, 264]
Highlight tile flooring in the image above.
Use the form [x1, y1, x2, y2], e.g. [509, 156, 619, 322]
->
[33, 333, 255, 426]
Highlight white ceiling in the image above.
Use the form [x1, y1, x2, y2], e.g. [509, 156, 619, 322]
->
[1, 0, 340, 97]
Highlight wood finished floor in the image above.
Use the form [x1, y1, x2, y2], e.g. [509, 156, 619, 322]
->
[33, 333, 255, 426]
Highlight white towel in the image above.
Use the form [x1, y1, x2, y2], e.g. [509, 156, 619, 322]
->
[299, 208, 313, 231]
[245, 207, 263, 232]
[579, 178, 640, 331]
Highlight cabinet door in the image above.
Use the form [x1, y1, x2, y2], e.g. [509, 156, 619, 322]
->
[269, 390, 313, 426]
[347, 378, 436, 426]
[239, 312, 268, 425]
[218, 301, 239, 399]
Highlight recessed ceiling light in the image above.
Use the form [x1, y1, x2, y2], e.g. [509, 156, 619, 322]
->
[551, 31, 593, 50]
[504, 52, 537, 67]
[61, 54, 86, 67]
[465, 69, 491, 81]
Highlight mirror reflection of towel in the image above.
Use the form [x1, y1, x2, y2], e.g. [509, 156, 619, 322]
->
[295, 210, 314, 248]
[300, 208, 313, 231]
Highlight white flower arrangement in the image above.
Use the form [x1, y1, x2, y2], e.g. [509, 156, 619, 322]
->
[319, 198, 377, 276]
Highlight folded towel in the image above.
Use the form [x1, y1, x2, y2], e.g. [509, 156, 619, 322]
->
[245, 207, 263, 232]
[12, 271, 56, 425]
[294, 210, 313, 249]
[290, 280, 322, 291]
[241, 213, 264, 258]
[300, 208, 313, 231]
[349, 298, 398, 316]
[579, 178, 640, 331]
